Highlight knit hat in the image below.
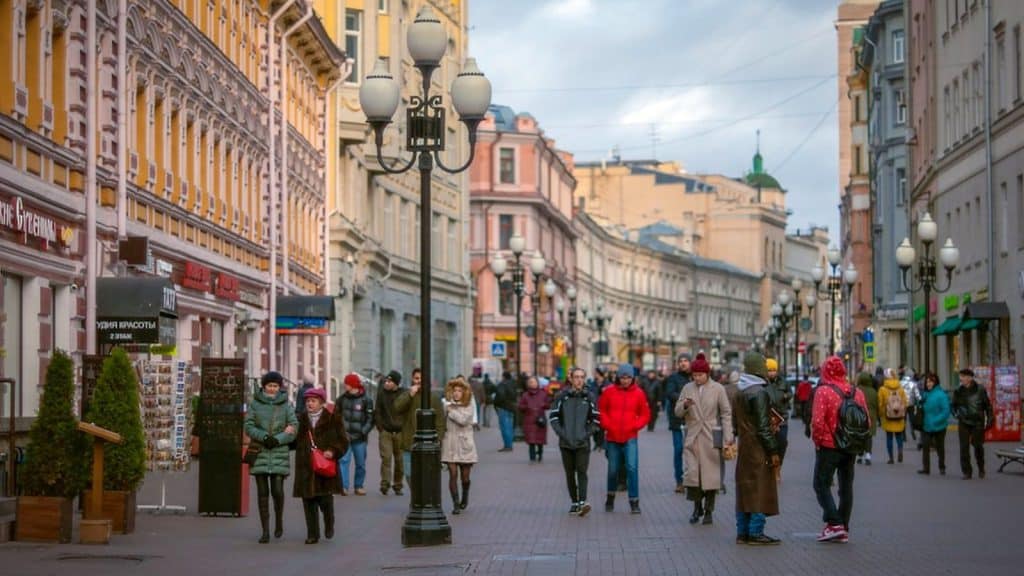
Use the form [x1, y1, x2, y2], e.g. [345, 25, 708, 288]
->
[690, 353, 711, 374]
[617, 363, 635, 378]
[343, 372, 364, 392]
[303, 387, 327, 402]
[386, 370, 402, 385]
[677, 352, 692, 361]
[765, 358, 779, 372]
[261, 371, 284, 387]
[743, 352, 768, 380]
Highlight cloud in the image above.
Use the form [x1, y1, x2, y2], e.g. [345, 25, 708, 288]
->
[545, 0, 595, 19]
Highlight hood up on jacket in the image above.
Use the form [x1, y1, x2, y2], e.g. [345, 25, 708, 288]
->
[819, 356, 851, 392]
[883, 378, 901, 391]
[737, 373, 767, 391]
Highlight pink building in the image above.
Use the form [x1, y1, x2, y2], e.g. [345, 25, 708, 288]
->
[470, 105, 577, 379]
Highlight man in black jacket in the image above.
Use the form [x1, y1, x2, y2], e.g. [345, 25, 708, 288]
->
[664, 353, 692, 492]
[952, 368, 994, 479]
[374, 371, 405, 495]
[336, 373, 374, 495]
[550, 367, 600, 516]
[494, 372, 519, 452]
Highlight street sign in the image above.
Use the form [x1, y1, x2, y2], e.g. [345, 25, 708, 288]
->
[863, 342, 875, 363]
[798, 341, 807, 354]
[490, 341, 507, 358]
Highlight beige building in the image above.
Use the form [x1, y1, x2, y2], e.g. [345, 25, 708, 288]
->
[785, 227, 833, 372]
[322, 0, 473, 390]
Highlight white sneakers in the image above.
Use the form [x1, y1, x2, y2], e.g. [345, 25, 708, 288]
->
[817, 523, 849, 543]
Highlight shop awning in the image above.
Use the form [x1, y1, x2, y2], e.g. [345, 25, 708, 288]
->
[275, 295, 335, 320]
[963, 302, 1010, 320]
[932, 317, 962, 336]
[958, 318, 984, 331]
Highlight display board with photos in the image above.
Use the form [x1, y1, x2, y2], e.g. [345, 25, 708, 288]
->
[139, 359, 195, 472]
[197, 358, 246, 516]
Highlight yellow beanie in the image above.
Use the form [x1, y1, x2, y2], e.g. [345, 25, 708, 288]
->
[765, 358, 779, 371]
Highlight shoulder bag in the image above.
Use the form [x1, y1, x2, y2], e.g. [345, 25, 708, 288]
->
[309, 430, 337, 478]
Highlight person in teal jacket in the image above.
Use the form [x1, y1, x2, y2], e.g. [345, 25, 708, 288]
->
[917, 373, 951, 475]
[244, 371, 299, 543]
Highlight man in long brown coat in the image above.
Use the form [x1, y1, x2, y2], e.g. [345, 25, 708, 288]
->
[730, 352, 781, 545]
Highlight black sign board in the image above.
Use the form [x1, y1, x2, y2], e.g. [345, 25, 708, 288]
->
[80, 355, 106, 418]
[97, 277, 178, 345]
[197, 358, 246, 516]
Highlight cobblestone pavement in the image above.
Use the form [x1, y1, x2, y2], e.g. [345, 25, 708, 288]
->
[3, 412, 1023, 575]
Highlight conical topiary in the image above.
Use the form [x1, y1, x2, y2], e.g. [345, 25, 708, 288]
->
[86, 348, 145, 491]
[20, 350, 89, 498]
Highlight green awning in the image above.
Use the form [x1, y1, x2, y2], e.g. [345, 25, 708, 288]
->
[959, 318, 984, 331]
[932, 317, 962, 336]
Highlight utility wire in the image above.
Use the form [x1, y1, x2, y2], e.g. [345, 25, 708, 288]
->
[772, 98, 840, 174]
[494, 73, 835, 94]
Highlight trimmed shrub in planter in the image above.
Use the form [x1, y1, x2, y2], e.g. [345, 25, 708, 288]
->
[85, 348, 145, 533]
[17, 350, 87, 542]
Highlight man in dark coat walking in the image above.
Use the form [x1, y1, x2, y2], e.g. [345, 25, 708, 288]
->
[550, 367, 600, 516]
[494, 371, 519, 451]
[952, 368, 994, 479]
[664, 353, 692, 492]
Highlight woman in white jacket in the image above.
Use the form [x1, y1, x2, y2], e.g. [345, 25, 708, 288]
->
[442, 377, 478, 514]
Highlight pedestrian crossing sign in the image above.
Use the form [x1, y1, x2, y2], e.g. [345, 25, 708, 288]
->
[864, 342, 875, 363]
[491, 341, 507, 358]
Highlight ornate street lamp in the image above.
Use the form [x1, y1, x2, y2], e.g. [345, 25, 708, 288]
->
[489, 232, 528, 381]
[789, 278, 805, 379]
[710, 333, 724, 368]
[583, 299, 612, 364]
[773, 292, 795, 378]
[360, 6, 491, 547]
[532, 275, 557, 378]
[565, 286, 578, 365]
[810, 245, 858, 356]
[669, 329, 678, 360]
[896, 212, 959, 375]
[624, 318, 642, 365]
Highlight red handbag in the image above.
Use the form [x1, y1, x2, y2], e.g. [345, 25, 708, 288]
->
[308, 430, 337, 478]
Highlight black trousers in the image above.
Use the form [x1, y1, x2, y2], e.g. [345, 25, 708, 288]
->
[560, 447, 590, 502]
[254, 474, 285, 533]
[301, 495, 333, 539]
[812, 447, 856, 528]
[921, 429, 946, 472]
[958, 423, 986, 476]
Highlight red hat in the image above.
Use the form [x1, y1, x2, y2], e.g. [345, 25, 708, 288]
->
[303, 387, 327, 402]
[343, 373, 363, 391]
[691, 353, 710, 374]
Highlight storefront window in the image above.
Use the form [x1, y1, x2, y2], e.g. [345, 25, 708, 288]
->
[2, 274, 22, 417]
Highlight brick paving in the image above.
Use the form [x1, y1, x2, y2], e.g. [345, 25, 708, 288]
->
[2, 414, 1023, 575]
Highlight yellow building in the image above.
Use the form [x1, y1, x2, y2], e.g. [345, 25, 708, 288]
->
[0, 0, 343, 419]
[318, 0, 472, 392]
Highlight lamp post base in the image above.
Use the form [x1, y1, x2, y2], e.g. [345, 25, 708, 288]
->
[401, 410, 452, 547]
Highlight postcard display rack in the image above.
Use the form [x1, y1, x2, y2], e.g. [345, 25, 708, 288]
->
[197, 358, 247, 516]
[137, 359, 194, 514]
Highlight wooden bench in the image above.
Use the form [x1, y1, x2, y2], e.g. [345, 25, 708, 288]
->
[994, 449, 1024, 473]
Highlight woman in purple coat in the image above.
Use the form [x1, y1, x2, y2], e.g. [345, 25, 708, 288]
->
[519, 376, 552, 462]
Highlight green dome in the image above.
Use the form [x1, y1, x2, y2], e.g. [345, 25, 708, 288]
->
[746, 171, 782, 189]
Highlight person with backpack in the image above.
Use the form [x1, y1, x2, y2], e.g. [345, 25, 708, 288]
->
[549, 367, 601, 516]
[811, 356, 872, 543]
[952, 368, 994, 479]
[878, 370, 908, 464]
[918, 373, 951, 475]
[854, 373, 879, 465]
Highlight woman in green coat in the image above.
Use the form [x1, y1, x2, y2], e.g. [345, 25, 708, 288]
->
[244, 371, 298, 543]
[855, 372, 880, 465]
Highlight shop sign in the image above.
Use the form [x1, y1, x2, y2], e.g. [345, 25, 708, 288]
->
[97, 317, 160, 344]
[238, 289, 263, 307]
[155, 259, 174, 277]
[943, 294, 960, 311]
[213, 272, 240, 301]
[0, 194, 74, 248]
[183, 261, 212, 292]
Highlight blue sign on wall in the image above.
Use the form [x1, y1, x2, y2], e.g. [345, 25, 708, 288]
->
[490, 341, 507, 358]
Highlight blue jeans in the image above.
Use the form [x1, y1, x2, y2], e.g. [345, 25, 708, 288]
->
[497, 408, 515, 449]
[402, 450, 412, 484]
[736, 512, 767, 537]
[605, 438, 639, 499]
[338, 441, 368, 490]
[885, 431, 905, 459]
[671, 428, 685, 484]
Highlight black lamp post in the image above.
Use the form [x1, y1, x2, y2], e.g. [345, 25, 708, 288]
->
[624, 319, 641, 365]
[531, 276, 557, 378]
[583, 299, 612, 365]
[359, 5, 492, 547]
[896, 212, 959, 375]
[810, 245, 858, 357]
[710, 333, 724, 368]
[669, 329, 678, 360]
[772, 295, 793, 378]
[489, 234, 528, 381]
[565, 286, 578, 365]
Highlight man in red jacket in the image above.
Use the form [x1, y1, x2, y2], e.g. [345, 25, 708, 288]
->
[599, 363, 651, 514]
[811, 356, 870, 544]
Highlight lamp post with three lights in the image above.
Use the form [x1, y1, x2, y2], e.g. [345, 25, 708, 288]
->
[810, 245, 859, 357]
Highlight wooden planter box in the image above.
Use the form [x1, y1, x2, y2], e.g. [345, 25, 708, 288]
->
[83, 490, 136, 534]
[15, 496, 73, 543]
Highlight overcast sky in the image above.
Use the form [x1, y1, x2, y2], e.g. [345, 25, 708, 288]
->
[469, 0, 842, 236]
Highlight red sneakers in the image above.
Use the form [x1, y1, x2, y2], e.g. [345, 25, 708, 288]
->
[817, 523, 848, 542]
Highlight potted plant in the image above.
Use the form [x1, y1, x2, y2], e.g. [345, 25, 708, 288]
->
[84, 348, 145, 534]
[16, 350, 88, 542]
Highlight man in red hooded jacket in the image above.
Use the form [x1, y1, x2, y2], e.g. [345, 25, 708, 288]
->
[811, 356, 870, 544]
[599, 363, 650, 514]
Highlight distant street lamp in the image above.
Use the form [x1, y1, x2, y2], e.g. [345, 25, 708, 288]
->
[669, 329, 679, 360]
[896, 212, 959, 375]
[710, 333, 725, 368]
[360, 5, 491, 546]
[624, 318, 642, 365]
[810, 245, 858, 356]
[772, 292, 794, 377]
[532, 276, 557, 378]
[565, 286, 578, 365]
[583, 299, 612, 364]
[490, 233, 529, 380]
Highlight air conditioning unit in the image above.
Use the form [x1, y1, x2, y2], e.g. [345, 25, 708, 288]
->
[13, 84, 28, 119]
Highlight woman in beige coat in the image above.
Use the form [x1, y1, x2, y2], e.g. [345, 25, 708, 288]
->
[675, 353, 734, 525]
[442, 377, 478, 515]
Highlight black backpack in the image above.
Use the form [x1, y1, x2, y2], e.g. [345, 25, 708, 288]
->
[827, 384, 872, 454]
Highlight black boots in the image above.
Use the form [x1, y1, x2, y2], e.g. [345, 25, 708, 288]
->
[273, 495, 284, 538]
[302, 498, 320, 544]
[689, 500, 704, 524]
[629, 498, 641, 514]
[702, 493, 715, 525]
[605, 494, 615, 512]
[450, 487, 461, 515]
[460, 481, 470, 510]
[258, 497, 270, 543]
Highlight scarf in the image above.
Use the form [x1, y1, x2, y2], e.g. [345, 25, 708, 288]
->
[308, 408, 323, 429]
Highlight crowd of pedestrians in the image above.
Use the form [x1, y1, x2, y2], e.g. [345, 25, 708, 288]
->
[240, 351, 995, 547]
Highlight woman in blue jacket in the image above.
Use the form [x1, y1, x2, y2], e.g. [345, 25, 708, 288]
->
[917, 373, 951, 475]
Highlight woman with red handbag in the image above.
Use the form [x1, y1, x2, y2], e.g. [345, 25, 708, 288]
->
[293, 387, 348, 544]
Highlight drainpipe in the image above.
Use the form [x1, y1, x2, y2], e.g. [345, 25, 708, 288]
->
[280, 8, 313, 299]
[117, 0, 127, 239]
[267, 0, 297, 370]
[322, 60, 351, 389]
[904, 0, 914, 375]
[85, 1, 97, 354]
[985, 0, 996, 364]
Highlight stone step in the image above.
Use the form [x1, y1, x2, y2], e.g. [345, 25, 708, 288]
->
[0, 497, 14, 517]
